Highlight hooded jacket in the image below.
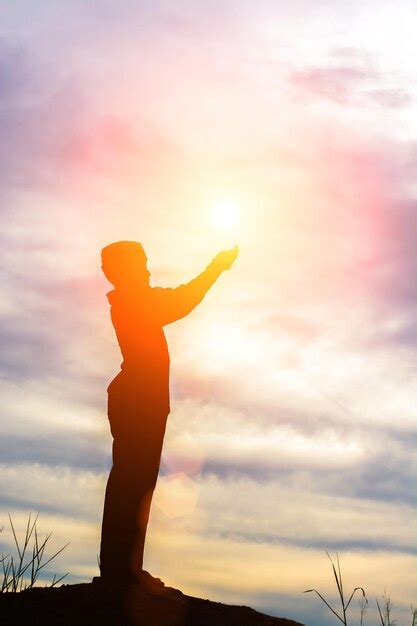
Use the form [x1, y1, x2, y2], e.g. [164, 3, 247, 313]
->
[107, 260, 223, 414]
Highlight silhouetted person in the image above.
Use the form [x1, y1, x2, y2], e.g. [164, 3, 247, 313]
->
[98, 241, 238, 587]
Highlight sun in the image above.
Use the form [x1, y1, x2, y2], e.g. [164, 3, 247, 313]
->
[211, 198, 240, 231]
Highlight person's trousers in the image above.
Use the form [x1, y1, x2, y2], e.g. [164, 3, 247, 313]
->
[99, 373, 168, 580]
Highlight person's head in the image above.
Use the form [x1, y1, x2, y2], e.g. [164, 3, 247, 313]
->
[101, 241, 150, 288]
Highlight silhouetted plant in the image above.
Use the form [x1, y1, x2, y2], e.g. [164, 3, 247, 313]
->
[304, 551, 367, 626]
[376, 591, 397, 625]
[359, 594, 368, 625]
[410, 606, 417, 626]
[0, 513, 69, 592]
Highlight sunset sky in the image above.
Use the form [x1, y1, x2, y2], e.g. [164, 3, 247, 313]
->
[1, 2, 416, 624]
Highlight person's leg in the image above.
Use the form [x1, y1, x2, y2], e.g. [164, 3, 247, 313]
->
[99, 439, 141, 580]
[99, 375, 137, 580]
[99, 423, 167, 580]
[130, 463, 160, 573]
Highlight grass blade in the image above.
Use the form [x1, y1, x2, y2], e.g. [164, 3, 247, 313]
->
[304, 589, 344, 623]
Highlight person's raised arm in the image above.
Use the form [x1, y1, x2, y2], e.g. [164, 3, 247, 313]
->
[155, 246, 238, 325]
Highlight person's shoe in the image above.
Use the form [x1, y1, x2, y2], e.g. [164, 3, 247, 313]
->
[136, 570, 166, 594]
[92, 575, 137, 587]
[93, 571, 166, 595]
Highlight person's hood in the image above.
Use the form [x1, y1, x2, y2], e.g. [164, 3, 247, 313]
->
[106, 289, 117, 305]
[106, 287, 150, 306]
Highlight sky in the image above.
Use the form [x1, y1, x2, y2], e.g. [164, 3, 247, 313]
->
[0, 1, 416, 624]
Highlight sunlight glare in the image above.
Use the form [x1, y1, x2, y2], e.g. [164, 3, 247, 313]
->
[211, 198, 240, 231]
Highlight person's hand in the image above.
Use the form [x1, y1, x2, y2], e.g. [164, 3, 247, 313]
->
[211, 245, 239, 271]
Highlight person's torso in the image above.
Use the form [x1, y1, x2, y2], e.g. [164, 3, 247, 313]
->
[107, 288, 170, 412]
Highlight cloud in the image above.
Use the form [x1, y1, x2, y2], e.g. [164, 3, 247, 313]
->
[162, 397, 417, 508]
[289, 65, 376, 105]
[288, 48, 412, 110]
[0, 79, 86, 197]
[0, 464, 104, 521]
[0, 433, 108, 473]
[368, 88, 412, 109]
